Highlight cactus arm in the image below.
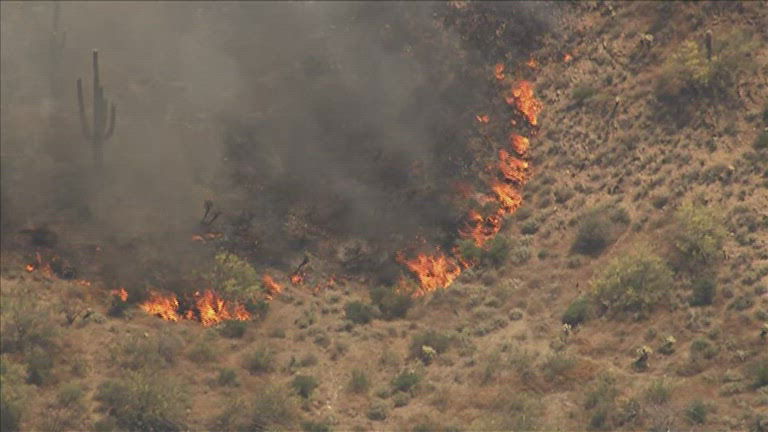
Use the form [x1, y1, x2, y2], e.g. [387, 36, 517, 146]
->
[76, 78, 91, 139]
[105, 103, 116, 140]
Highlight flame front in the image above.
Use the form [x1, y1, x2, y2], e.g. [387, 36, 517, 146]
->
[262, 274, 283, 300]
[140, 292, 181, 322]
[497, 150, 529, 184]
[508, 134, 530, 155]
[506, 81, 542, 126]
[396, 251, 462, 296]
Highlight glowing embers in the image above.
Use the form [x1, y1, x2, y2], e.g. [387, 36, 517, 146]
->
[112, 287, 128, 302]
[494, 63, 506, 81]
[139, 289, 251, 327]
[508, 133, 530, 156]
[475, 114, 490, 124]
[396, 250, 462, 297]
[262, 274, 283, 300]
[506, 80, 543, 126]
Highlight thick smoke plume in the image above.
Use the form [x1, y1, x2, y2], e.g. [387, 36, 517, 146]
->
[1, 2, 557, 287]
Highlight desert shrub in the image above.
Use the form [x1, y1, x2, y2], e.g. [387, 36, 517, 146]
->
[299, 353, 319, 368]
[488, 391, 542, 431]
[392, 370, 422, 393]
[554, 186, 575, 203]
[689, 338, 719, 361]
[562, 296, 591, 327]
[572, 84, 598, 105]
[541, 352, 575, 382]
[186, 339, 218, 364]
[410, 331, 453, 363]
[95, 370, 187, 432]
[367, 402, 388, 421]
[216, 368, 239, 387]
[645, 379, 671, 405]
[243, 346, 274, 374]
[25, 347, 54, 386]
[671, 202, 726, 271]
[755, 131, 768, 150]
[750, 357, 768, 389]
[456, 236, 512, 268]
[370, 286, 412, 319]
[220, 320, 248, 338]
[250, 384, 298, 431]
[302, 421, 332, 432]
[203, 252, 263, 302]
[349, 369, 370, 394]
[685, 400, 709, 424]
[592, 249, 674, 319]
[656, 30, 757, 102]
[344, 301, 375, 324]
[572, 205, 628, 256]
[0, 289, 56, 354]
[0, 358, 32, 432]
[393, 391, 411, 407]
[520, 218, 541, 235]
[291, 375, 318, 399]
[56, 382, 85, 409]
[689, 277, 716, 306]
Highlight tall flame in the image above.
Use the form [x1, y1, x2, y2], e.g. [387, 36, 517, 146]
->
[262, 274, 283, 300]
[506, 81, 542, 126]
[140, 291, 181, 322]
[396, 251, 462, 296]
[508, 133, 530, 155]
[497, 150, 529, 184]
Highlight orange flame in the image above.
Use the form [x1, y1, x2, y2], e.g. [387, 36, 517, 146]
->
[564, 53, 573, 63]
[112, 287, 128, 302]
[475, 114, 490, 124]
[491, 181, 523, 215]
[140, 291, 181, 322]
[262, 274, 283, 300]
[460, 209, 503, 247]
[493, 63, 505, 81]
[508, 134, 530, 155]
[290, 273, 304, 285]
[396, 250, 462, 296]
[526, 57, 539, 69]
[25, 264, 35, 272]
[497, 150, 529, 184]
[506, 81, 542, 126]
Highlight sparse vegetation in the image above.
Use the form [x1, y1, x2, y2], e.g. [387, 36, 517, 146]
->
[392, 370, 422, 393]
[571, 205, 628, 256]
[243, 346, 274, 374]
[344, 301, 375, 324]
[292, 375, 318, 399]
[349, 369, 370, 394]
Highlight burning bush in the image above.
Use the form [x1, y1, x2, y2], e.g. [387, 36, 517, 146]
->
[592, 248, 674, 319]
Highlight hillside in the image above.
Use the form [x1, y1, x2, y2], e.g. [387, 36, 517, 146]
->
[1, 2, 767, 432]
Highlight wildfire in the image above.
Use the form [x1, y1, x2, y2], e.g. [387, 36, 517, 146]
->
[564, 53, 573, 63]
[290, 273, 304, 285]
[491, 181, 523, 215]
[262, 274, 283, 300]
[140, 291, 181, 322]
[475, 114, 490, 124]
[493, 63, 505, 81]
[497, 150, 529, 184]
[508, 133, 530, 155]
[506, 81, 543, 126]
[140, 289, 251, 327]
[192, 232, 223, 242]
[526, 57, 539, 69]
[460, 209, 503, 247]
[396, 250, 462, 296]
[112, 287, 128, 302]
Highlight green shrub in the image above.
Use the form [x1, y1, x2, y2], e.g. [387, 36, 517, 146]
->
[689, 277, 716, 306]
[344, 301, 375, 324]
[243, 347, 274, 374]
[0, 392, 22, 432]
[187, 340, 218, 364]
[250, 384, 298, 431]
[562, 296, 591, 327]
[410, 331, 453, 363]
[686, 400, 709, 424]
[95, 370, 187, 432]
[572, 206, 628, 256]
[392, 370, 422, 393]
[592, 249, 674, 318]
[671, 202, 726, 271]
[754, 131, 768, 150]
[456, 236, 513, 268]
[292, 375, 318, 399]
[220, 320, 248, 338]
[541, 353, 576, 382]
[656, 30, 757, 102]
[645, 379, 671, 405]
[520, 218, 540, 235]
[216, 368, 239, 387]
[203, 253, 264, 302]
[367, 402, 388, 421]
[302, 421, 332, 432]
[0, 289, 56, 354]
[554, 186, 575, 204]
[750, 357, 768, 389]
[56, 382, 85, 409]
[349, 369, 370, 394]
[370, 286, 413, 319]
[572, 85, 598, 105]
[393, 391, 411, 407]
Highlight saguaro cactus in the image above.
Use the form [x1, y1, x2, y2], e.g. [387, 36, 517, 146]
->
[77, 50, 116, 167]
